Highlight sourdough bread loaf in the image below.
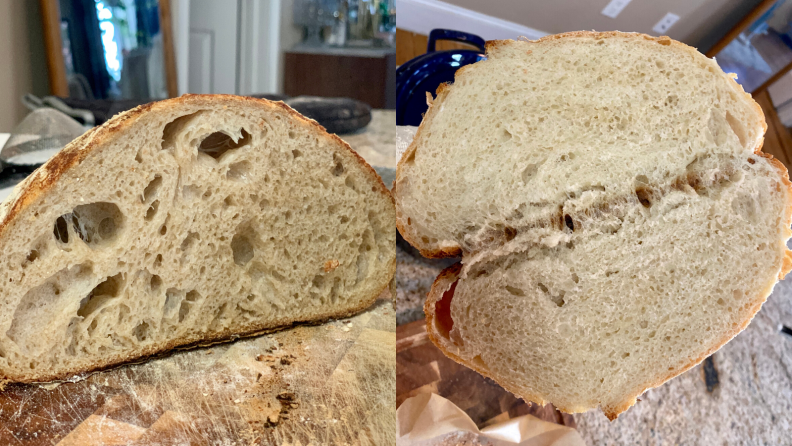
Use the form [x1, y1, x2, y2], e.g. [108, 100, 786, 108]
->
[393, 32, 792, 419]
[0, 94, 395, 383]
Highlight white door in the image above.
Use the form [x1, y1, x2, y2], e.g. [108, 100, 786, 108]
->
[188, 0, 239, 94]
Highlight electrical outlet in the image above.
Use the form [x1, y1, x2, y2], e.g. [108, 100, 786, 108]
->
[601, 0, 632, 18]
[653, 13, 680, 34]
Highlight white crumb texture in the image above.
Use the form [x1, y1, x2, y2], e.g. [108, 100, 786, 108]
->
[395, 34, 792, 417]
[0, 98, 395, 382]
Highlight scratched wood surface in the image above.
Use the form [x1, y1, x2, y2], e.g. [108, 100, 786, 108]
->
[0, 292, 395, 446]
[396, 319, 577, 429]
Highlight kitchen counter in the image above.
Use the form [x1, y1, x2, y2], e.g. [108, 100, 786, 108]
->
[288, 43, 395, 59]
[341, 109, 397, 170]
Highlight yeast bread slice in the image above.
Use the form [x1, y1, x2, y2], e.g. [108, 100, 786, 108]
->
[393, 32, 792, 419]
[0, 94, 395, 383]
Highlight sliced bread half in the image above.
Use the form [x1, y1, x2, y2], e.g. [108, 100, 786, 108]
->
[393, 32, 792, 419]
[0, 94, 395, 383]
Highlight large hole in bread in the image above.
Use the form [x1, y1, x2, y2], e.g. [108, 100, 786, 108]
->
[180, 232, 201, 252]
[77, 273, 125, 318]
[7, 263, 94, 354]
[231, 233, 255, 266]
[635, 187, 652, 208]
[355, 229, 374, 285]
[150, 274, 163, 293]
[332, 153, 345, 176]
[145, 200, 160, 221]
[54, 202, 125, 248]
[435, 280, 458, 341]
[142, 175, 163, 203]
[162, 112, 202, 150]
[179, 290, 202, 322]
[54, 215, 69, 244]
[521, 163, 539, 183]
[163, 288, 184, 321]
[198, 129, 251, 160]
[725, 111, 747, 147]
[180, 232, 201, 264]
[564, 215, 574, 231]
[537, 282, 565, 307]
[133, 321, 151, 342]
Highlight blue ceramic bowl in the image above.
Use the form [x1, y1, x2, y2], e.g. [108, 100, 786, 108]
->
[396, 29, 487, 126]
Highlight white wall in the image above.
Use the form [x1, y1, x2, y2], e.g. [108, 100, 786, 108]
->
[238, 0, 282, 95]
[174, 0, 284, 95]
[397, 0, 764, 53]
[0, 0, 49, 132]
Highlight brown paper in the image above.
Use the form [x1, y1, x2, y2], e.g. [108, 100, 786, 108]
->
[397, 393, 585, 446]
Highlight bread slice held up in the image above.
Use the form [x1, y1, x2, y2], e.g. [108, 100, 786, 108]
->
[394, 32, 792, 419]
[0, 94, 395, 383]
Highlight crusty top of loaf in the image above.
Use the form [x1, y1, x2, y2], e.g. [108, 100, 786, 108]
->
[0, 94, 393, 242]
[395, 31, 780, 259]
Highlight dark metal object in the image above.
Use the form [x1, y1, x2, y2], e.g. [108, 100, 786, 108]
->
[0, 161, 38, 190]
[703, 356, 719, 393]
[52, 95, 372, 135]
[256, 95, 372, 135]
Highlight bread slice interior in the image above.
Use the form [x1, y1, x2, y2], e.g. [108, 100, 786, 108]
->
[394, 32, 792, 419]
[0, 95, 395, 383]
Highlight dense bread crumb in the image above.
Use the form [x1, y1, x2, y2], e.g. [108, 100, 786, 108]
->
[0, 95, 395, 383]
[397, 32, 792, 419]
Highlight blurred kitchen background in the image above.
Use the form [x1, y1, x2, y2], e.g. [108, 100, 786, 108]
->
[0, 0, 396, 133]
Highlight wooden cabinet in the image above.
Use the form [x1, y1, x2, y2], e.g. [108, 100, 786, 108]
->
[284, 45, 395, 109]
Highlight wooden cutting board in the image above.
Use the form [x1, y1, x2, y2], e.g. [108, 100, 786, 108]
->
[0, 292, 395, 446]
[396, 319, 576, 429]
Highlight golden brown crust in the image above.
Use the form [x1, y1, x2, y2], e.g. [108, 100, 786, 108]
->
[424, 263, 551, 409]
[0, 94, 395, 384]
[394, 82, 460, 258]
[753, 151, 792, 279]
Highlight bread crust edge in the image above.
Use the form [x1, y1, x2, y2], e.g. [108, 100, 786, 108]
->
[1, 279, 392, 385]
